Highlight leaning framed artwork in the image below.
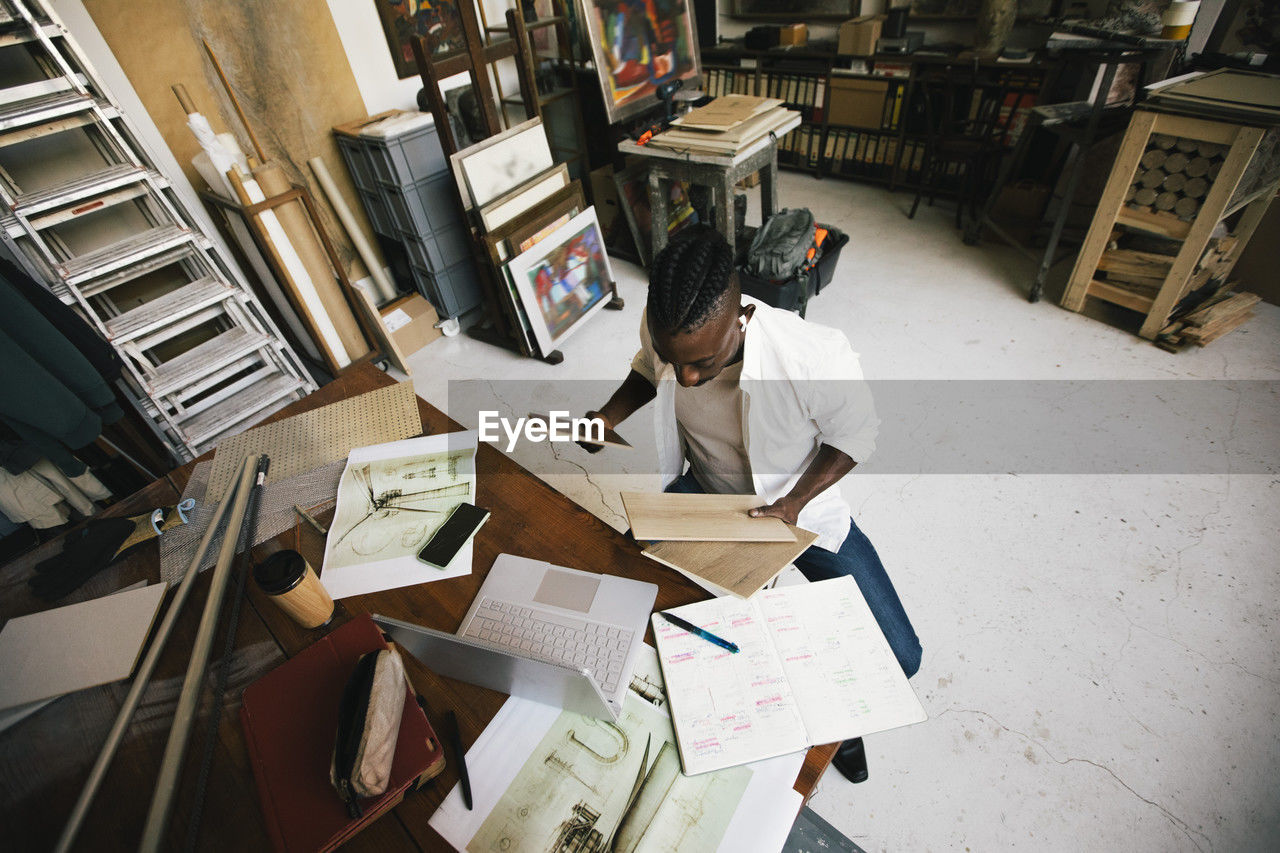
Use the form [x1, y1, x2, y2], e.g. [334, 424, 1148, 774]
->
[576, 0, 702, 124]
[506, 207, 614, 355]
[450, 118, 554, 210]
[374, 0, 468, 79]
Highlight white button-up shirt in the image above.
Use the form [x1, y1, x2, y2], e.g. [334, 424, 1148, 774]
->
[630, 297, 879, 552]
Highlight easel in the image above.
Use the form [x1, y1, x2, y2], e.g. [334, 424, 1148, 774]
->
[504, 1, 591, 182]
[410, 4, 621, 366]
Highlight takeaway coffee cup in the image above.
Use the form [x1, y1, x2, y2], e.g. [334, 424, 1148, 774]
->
[254, 549, 334, 629]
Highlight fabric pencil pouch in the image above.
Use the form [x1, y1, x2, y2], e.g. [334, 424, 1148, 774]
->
[330, 647, 407, 817]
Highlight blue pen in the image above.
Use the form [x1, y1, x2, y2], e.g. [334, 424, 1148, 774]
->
[659, 611, 740, 653]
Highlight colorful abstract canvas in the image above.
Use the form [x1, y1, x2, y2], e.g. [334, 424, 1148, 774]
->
[578, 0, 702, 123]
[507, 207, 614, 355]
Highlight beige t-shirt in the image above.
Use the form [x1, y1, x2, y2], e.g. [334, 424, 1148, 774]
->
[674, 360, 754, 494]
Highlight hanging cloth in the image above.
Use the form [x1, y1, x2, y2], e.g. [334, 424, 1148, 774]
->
[0, 268, 123, 477]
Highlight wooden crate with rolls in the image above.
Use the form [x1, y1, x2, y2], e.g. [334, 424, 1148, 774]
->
[1062, 108, 1279, 343]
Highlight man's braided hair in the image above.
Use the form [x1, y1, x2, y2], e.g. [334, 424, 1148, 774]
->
[647, 225, 736, 333]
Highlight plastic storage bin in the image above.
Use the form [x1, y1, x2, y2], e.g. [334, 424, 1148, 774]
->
[366, 123, 448, 187]
[357, 190, 396, 239]
[411, 260, 483, 319]
[336, 136, 376, 193]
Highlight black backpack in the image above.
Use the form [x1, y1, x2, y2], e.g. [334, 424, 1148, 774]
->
[744, 208, 818, 281]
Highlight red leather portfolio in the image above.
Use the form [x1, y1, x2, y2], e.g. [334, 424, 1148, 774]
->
[241, 614, 445, 852]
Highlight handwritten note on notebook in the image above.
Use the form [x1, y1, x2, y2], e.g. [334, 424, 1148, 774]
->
[651, 576, 927, 775]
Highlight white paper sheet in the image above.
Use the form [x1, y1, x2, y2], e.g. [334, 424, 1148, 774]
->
[653, 576, 927, 774]
[321, 432, 478, 600]
[429, 645, 806, 853]
[0, 583, 166, 711]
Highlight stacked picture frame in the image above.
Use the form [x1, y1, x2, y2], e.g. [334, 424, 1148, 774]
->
[451, 118, 623, 363]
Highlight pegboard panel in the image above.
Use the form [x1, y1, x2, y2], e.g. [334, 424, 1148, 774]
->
[207, 381, 422, 501]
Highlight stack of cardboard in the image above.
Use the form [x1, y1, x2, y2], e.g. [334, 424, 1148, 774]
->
[647, 95, 800, 155]
[1145, 69, 1280, 124]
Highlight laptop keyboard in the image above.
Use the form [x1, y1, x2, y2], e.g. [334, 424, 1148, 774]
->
[462, 597, 633, 696]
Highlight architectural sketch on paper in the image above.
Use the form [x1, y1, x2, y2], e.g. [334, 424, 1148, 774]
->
[328, 446, 474, 570]
[467, 695, 750, 853]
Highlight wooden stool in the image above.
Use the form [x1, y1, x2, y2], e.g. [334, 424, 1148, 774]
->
[617, 120, 796, 262]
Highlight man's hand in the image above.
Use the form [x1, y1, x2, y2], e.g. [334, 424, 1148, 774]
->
[578, 410, 611, 454]
[748, 497, 801, 527]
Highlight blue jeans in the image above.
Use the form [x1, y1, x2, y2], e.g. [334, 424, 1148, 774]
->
[664, 472, 922, 678]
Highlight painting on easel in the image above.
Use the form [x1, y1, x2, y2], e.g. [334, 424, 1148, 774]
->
[375, 0, 468, 78]
[577, 0, 702, 123]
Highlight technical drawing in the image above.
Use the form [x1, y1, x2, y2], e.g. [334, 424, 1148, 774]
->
[467, 698, 750, 853]
[328, 445, 475, 571]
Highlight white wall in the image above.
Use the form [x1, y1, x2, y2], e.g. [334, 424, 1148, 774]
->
[326, 0, 424, 114]
[326, 0, 523, 118]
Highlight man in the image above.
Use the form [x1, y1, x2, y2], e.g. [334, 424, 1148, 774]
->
[587, 226, 921, 783]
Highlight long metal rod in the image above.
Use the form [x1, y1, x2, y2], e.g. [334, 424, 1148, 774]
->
[138, 455, 261, 853]
[183, 454, 270, 852]
[52, 458, 253, 853]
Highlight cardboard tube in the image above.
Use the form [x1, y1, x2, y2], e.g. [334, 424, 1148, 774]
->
[307, 156, 398, 304]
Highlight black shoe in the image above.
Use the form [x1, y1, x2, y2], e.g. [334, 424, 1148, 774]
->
[832, 737, 868, 783]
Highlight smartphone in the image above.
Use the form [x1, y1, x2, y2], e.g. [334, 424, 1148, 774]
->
[417, 503, 490, 568]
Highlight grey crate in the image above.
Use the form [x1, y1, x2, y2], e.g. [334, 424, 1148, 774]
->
[336, 137, 375, 193]
[383, 174, 461, 237]
[401, 224, 470, 272]
[358, 190, 396, 238]
[366, 123, 447, 187]
[411, 258, 482, 319]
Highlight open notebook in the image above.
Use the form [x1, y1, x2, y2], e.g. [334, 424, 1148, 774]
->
[652, 576, 926, 775]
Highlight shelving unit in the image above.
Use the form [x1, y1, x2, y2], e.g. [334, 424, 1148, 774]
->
[0, 0, 313, 462]
[701, 45, 1048, 191]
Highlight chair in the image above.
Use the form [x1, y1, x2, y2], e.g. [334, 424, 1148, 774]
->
[908, 67, 1014, 230]
[963, 46, 1169, 302]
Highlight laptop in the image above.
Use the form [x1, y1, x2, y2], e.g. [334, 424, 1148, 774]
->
[374, 554, 657, 720]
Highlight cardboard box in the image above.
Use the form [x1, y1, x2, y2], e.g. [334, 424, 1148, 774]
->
[778, 23, 808, 46]
[838, 15, 885, 56]
[379, 293, 440, 355]
[827, 76, 888, 128]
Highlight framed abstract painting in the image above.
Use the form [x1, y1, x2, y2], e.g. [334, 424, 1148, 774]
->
[576, 0, 702, 124]
[506, 207, 614, 354]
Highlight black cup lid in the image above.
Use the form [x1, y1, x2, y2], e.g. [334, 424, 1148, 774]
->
[254, 549, 306, 595]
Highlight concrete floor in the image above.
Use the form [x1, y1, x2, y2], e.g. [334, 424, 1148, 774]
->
[405, 172, 1280, 852]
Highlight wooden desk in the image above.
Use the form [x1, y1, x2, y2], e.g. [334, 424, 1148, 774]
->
[1, 363, 835, 851]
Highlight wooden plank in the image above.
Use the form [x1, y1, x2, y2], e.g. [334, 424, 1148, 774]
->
[1184, 310, 1253, 344]
[1182, 291, 1260, 326]
[1097, 248, 1174, 280]
[1086, 278, 1156, 313]
[0, 113, 95, 148]
[642, 525, 819, 599]
[620, 492, 798, 543]
[1062, 110, 1158, 311]
[1115, 207, 1193, 239]
[1151, 111, 1239, 146]
[1139, 125, 1265, 339]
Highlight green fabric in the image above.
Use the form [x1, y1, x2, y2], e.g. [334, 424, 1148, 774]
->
[0, 273, 122, 476]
